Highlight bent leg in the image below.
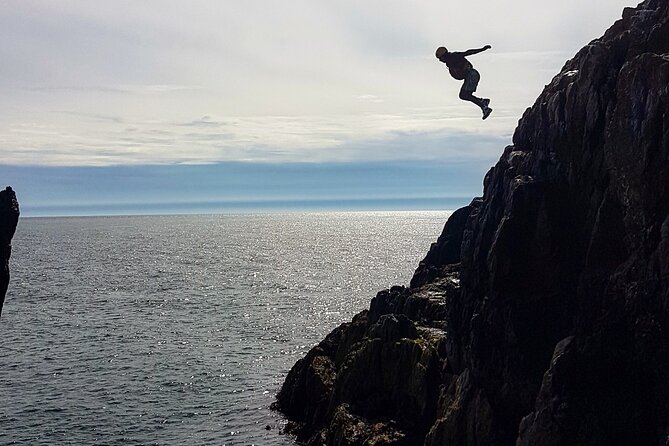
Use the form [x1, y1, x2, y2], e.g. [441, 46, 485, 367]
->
[459, 89, 485, 109]
[459, 69, 486, 110]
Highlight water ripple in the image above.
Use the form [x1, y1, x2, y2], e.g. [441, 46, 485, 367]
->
[0, 211, 450, 445]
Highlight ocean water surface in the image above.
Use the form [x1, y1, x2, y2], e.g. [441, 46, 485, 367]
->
[0, 211, 451, 445]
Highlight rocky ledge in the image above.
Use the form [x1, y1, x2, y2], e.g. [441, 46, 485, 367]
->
[274, 0, 669, 444]
[0, 186, 19, 317]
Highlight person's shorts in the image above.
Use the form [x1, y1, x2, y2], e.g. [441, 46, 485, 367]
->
[461, 69, 480, 94]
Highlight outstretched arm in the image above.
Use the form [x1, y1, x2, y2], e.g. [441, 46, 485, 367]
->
[463, 45, 492, 56]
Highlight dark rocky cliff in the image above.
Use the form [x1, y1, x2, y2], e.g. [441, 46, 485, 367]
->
[0, 186, 19, 317]
[275, 0, 669, 444]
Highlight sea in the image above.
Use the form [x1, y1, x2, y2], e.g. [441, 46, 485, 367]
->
[0, 211, 451, 445]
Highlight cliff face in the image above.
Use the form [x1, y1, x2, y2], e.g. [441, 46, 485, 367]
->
[275, 0, 669, 444]
[0, 187, 19, 317]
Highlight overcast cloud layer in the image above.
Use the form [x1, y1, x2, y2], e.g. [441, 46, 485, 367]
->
[1, 0, 634, 166]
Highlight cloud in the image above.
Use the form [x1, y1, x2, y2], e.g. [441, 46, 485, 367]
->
[142, 85, 204, 93]
[179, 116, 227, 128]
[53, 110, 125, 124]
[0, 0, 633, 167]
[0, 109, 509, 166]
[27, 84, 203, 95]
[27, 85, 131, 94]
[355, 94, 384, 103]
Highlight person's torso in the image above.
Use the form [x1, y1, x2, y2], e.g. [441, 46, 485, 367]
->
[444, 53, 472, 80]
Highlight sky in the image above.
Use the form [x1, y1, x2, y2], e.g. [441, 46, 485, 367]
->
[0, 0, 635, 215]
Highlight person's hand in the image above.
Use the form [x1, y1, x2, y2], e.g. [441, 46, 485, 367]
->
[484, 45, 492, 50]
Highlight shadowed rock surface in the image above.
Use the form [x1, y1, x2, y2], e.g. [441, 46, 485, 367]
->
[0, 186, 19, 317]
[275, 0, 669, 444]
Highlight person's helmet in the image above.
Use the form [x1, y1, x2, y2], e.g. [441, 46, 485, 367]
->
[435, 47, 448, 59]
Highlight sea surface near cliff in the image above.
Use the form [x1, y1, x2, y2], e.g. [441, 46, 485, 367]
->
[0, 211, 450, 445]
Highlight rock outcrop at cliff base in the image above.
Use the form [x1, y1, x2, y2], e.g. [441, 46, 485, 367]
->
[0, 186, 19, 317]
[275, 0, 669, 444]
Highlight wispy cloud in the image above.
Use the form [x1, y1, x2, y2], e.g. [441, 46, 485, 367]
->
[27, 84, 204, 94]
[52, 110, 125, 124]
[0, 109, 509, 166]
[179, 116, 227, 128]
[0, 0, 633, 167]
[27, 85, 131, 94]
[355, 94, 384, 103]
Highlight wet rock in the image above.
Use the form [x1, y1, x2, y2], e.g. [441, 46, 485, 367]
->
[318, 404, 408, 446]
[277, 305, 447, 444]
[411, 204, 475, 288]
[367, 314, 418, 341]
[424, 369, 495, 446]
[0, 186, 19, 317]
[274, 316, 365, 442]
[369, 277, 457, 328]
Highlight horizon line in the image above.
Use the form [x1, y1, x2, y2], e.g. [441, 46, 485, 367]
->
[19, 196, 473, 218]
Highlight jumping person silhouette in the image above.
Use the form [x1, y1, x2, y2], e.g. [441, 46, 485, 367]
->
[436, 45, 493, 119]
